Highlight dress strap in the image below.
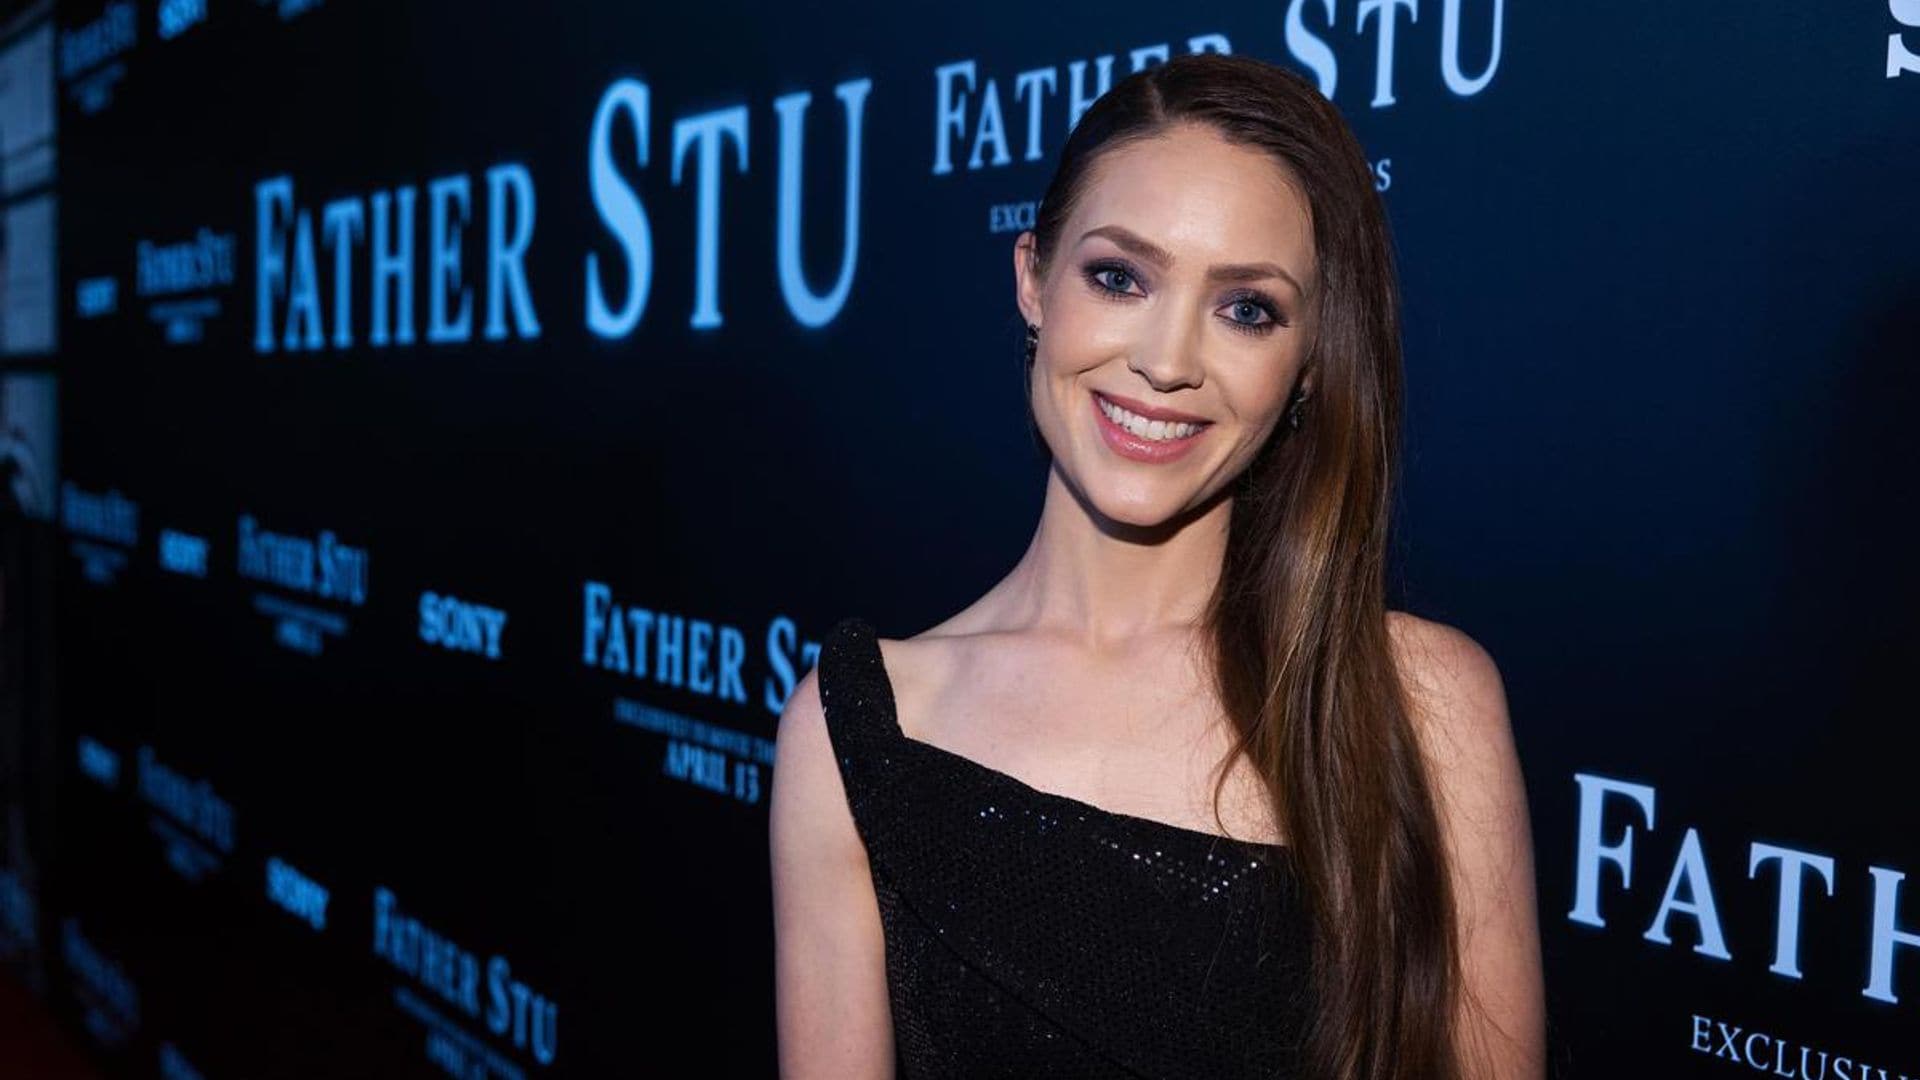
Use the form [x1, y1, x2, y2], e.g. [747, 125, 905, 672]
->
[816, 616, 905, 850]
[818, 615, 899, 736]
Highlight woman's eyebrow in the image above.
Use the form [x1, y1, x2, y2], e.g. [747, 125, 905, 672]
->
[1078, 223, 1304, 297]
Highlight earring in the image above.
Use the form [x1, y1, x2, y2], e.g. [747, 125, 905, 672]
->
[1024, 322, 1039, 367]
[1285, 387, 1309, 431]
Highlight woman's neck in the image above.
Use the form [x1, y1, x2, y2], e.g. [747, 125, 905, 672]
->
[988, 463, 1233, 651]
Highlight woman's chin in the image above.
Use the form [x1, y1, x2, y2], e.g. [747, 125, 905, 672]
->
[1087, 485, 1197, 530]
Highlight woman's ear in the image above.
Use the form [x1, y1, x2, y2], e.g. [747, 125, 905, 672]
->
[1013, 230, 1044, 327]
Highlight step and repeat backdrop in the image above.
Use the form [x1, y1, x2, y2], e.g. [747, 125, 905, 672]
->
[0, 0, 1912, 1076]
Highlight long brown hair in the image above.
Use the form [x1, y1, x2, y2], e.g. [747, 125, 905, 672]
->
[1023, 52, 1465, 1080]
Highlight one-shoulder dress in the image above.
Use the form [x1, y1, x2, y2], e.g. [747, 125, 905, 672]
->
[814, 615, 1315, 1078]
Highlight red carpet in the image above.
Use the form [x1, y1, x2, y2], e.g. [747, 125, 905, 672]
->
[0, 974, 98, 1078]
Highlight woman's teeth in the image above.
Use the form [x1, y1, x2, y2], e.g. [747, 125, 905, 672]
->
[1098, 396, 1203, 441]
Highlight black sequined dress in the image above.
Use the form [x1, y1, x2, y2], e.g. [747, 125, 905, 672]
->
[815, 615, 1315, 1078]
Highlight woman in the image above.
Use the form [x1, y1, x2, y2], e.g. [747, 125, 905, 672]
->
[771, 51, 1545, 1079]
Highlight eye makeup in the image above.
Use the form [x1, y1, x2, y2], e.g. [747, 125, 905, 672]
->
[1078, 257, 1290, 337]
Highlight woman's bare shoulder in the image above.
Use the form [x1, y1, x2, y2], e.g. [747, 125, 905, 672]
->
[1385, 610, 1506, 729]
[1384, 610, 1547, 1074]
[870, 603, 1006, 708]
[1383, 608, 1523, 855]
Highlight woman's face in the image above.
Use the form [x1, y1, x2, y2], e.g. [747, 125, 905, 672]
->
[1015, 122, 1318, 528]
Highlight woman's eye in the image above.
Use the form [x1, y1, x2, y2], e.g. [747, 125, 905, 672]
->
[1228, 300, 1268, 325]
[1094, 268, 1135, 293]
[1220, 295, 1287, 335]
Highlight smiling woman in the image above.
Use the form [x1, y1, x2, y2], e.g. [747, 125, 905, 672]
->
[771, 51, 1544, 1080]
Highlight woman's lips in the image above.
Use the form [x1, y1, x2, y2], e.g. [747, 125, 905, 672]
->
[1090, 389, 1210, 464]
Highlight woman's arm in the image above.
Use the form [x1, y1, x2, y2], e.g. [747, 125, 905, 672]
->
[1391, 613, 1549, 1080]
[769, 665, 897, 1079]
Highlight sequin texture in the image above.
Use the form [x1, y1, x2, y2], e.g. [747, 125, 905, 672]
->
[815, 615, 1315, 1078]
